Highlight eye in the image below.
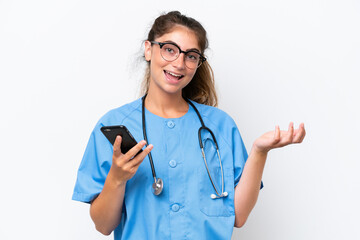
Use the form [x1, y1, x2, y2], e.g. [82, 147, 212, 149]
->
[165, 47, 175, 53]
[162, 44, 178, 55]
[186, 52, 200, 61]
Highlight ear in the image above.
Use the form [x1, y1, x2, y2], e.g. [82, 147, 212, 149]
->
[144, 41, 152, 61]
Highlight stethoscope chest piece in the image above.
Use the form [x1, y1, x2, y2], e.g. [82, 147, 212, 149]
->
[152, 178, 163, 195]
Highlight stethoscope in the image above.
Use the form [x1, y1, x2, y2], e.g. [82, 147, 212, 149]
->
[142, 95, 228, 199]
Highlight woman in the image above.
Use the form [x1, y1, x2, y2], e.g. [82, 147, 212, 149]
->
[72, 11, 306, 239]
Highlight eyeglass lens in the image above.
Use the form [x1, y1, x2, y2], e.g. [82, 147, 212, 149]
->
[160, 43, 202, 69]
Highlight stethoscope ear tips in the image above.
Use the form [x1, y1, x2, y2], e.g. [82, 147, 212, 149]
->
[210, 192, 228, 199]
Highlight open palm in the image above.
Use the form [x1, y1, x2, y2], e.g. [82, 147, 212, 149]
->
[253, 122, 306, 153]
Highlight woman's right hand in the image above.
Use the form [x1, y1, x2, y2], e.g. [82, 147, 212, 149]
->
[108, 135, 153, 184]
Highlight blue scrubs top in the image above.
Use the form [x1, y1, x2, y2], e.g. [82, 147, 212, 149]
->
[72, 98, 258, 240]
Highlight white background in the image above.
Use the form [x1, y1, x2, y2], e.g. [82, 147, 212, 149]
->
[0, 0, 359, 239]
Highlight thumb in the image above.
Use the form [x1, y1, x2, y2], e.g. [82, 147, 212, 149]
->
[113, 135, 123, 157]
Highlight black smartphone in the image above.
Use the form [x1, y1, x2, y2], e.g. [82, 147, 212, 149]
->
[100, 125, 143, 155]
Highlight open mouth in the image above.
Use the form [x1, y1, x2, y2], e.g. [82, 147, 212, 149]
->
[164, 70, 184, 81]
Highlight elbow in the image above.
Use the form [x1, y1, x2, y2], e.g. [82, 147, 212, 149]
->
[234, 221, 245, 228]
[90, 206, 113, 236]
[234, 216, 248, 228]
[95, 225, 112, 236]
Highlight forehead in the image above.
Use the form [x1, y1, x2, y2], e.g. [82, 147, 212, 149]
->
[155, 25, 200, 51]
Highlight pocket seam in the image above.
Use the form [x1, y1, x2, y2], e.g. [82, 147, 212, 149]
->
[198, 167, 235, 217]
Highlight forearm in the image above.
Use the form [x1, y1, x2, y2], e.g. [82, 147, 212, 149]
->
[90, 168, 126, 235]
[234, 145, 267, 227]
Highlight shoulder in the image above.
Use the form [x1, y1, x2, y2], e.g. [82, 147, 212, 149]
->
[190, 101, 237, 128]
[96, 98, 142, 126]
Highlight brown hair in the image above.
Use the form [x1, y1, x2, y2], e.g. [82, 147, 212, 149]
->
[141, 11, 218, 107]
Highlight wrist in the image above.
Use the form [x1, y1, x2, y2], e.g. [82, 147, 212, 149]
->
[107, 168, 127, 188]
[251, 144, 269, 158]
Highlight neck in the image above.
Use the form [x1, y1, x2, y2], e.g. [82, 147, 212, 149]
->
[144, 90, 188, 118]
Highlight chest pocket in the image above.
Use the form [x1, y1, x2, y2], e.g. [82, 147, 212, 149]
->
[198, 137, 235, 217]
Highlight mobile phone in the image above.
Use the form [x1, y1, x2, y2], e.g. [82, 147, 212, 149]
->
[100, 125, 143, 155]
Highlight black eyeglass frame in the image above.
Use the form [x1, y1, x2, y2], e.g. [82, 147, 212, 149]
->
[150, 41, 207, 68]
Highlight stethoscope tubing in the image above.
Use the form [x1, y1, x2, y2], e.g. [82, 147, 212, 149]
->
[141, 97, 157, 180]
[142, 95, 227, 199]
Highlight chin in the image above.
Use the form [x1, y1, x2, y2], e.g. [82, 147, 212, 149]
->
[162, 87, 183, 95]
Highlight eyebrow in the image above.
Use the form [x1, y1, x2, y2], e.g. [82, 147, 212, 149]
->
[163, 40, 201, 53]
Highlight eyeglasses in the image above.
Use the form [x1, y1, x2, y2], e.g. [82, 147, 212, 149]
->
[150, 41, 206, 69]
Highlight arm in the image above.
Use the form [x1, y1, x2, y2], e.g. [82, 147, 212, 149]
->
[90, 136, 153, 235]
[234, 122, 306, 228]
[90, 171, 126, 235]
[233, 147, 266, 227]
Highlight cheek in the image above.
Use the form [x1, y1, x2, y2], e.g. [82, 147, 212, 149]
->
[188, 69, 197, 80]
[183, 72, 196, 87]
[151, 54, 168, 70]
[149, 60, 166, 80]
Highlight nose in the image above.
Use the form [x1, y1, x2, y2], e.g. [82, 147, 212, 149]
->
[171, 52, 186, 69]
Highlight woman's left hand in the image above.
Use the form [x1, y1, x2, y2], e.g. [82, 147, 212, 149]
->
[253, 122, 306, 154]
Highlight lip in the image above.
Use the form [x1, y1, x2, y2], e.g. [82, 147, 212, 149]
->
[163, 70, 184, 84]
[164, 70, 184, 78]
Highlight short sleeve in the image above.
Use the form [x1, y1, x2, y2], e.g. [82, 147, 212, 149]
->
[72, 122, 113, 203]
[232, 124, 263, 190]
[232, 125, 247, 187]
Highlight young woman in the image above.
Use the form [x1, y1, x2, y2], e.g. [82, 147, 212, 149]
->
[72, 11, 306, 240]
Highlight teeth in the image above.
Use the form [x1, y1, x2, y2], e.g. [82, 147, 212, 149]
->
[166, 71, 182, 78]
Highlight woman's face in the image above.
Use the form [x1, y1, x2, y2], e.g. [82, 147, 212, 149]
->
[144, 25, 200, 97]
